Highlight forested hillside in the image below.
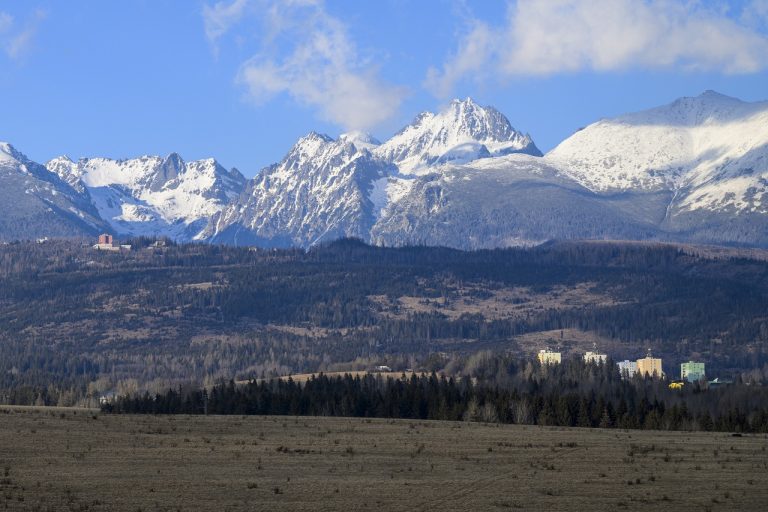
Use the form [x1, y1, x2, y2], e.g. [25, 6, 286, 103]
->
[2, 238, 768, 405]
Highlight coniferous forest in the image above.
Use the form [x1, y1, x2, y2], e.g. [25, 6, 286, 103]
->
[2, 237, 768, 409]
[106, 356, 768, 433]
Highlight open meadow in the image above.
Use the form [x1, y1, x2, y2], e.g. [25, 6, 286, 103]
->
[1, 407, 767, 511]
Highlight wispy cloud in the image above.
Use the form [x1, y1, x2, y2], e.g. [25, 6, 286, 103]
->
[428, 0, 768, 97]
[0, 8, 47, 60]
[0, 12, 12, 34]
[204, 0, 406, 131]
[743, 0, 768, 30]
[202, 0, 249, 56]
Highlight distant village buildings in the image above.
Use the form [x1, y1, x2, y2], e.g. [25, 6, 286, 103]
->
[534, 345, 725, 387]
[583, 351, 607, 364]
[537, 349, 562, 365]
[536, 348, 663, 380]
[617, 360, 638, 378]
[681, 361, 706, 382]
[93, 234, 131, 252]
[637, 351, 664, 378]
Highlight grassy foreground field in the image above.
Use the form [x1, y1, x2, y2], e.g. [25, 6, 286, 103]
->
[1, 407, 767, 511]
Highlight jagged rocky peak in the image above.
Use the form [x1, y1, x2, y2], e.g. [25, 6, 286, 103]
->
[444, 97, 524, 143]
[5, 90, 768, 250]
[274, 131, 375, 177]
[148, 152, 185, 192]
[0, 142, 29, 164]
[203, 127, 397, 248]
[44, 155, 77, 174]
[162, 152, 184, 172]
[47, 154, 73, 165]
[46, 155, 86, 192]
[40, 151, 248, 241]
[295, 131, 335, 150]
[375, 97, 541, 174]
[281, 132, 335, 163]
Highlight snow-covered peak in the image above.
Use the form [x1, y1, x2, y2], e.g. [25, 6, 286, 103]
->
[48, 155, 74, 166]
[163, 152, 185, 171]
[46, 155, 86, 192]
[0, 142, 29, 164]
[278, 132, 337, 169]
[0, 143, 109, 240]
[271, 131, 374, 179]
[339, 131, 381, 151]
[205, 125, 396, 247]
[44, 152, 246, 240]
[547, 91, 768, 216]
[297, 131, 334, 148]
[614, 90, 757, 128]
[375, 98, 541, 174]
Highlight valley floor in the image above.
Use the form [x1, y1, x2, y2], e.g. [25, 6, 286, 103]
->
[0, 407, 767, 511]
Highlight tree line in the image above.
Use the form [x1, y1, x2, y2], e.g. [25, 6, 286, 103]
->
[105, 356, 768, 433]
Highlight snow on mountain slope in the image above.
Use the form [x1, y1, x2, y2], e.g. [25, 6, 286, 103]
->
[371, 154, 662, 249]
[0, 143, 107, 240]
[47, 154, 245, 240]
[547, 91, 768, 214]
[205, 132, 396, 247]
[6, 91, 767, 249]
[0, 142, 30, 164]
[368, 176, 415, 221]
[202, 96, 681, 249]
[203, 98, 548, 247]
[375, 98, 542, 174]
[339, 131, 381, 152]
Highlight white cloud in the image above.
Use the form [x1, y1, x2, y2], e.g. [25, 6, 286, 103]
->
[205, 0, 406, 131]
[743, 0, 768, 29]
[428, 0, 768, 97]
[202, 0, 249, 53]
[425, 19, 496, 99]
[0, 12, 12, 34]
[0, 8, 46, 60]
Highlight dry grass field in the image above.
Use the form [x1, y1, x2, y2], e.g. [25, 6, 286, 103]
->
[1, 406, 767, 511]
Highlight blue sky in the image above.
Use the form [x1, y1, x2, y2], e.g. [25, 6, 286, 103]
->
[1, 0, 767, 177]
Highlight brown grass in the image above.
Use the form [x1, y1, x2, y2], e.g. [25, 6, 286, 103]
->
[369, 282, 628, 323]
[1, 406, 767, 511]
[237, 371, 425, 385]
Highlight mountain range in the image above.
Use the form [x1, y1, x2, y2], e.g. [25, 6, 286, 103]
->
[2, 91, 767, 248]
